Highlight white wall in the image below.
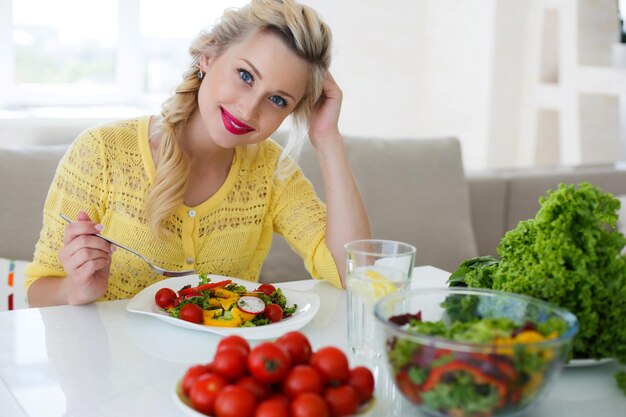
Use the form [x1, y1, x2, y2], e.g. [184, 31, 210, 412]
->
[310, 0, 625, 170]
[309, 0, 496, 170]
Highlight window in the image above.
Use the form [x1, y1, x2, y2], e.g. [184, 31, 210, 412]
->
[0, 0, 247, 109]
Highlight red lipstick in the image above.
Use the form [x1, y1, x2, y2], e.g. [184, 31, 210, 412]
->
[220, 107, 255, 135]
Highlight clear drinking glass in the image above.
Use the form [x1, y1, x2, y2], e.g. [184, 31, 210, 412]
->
[345, 239, 416, 359]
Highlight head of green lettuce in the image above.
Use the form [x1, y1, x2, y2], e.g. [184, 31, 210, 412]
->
[449, 182, 626, 364]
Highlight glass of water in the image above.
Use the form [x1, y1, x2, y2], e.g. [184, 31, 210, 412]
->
[345, 239, 416, 359]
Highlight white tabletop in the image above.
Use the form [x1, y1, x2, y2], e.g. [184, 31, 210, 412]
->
[0, 266, 624, 417]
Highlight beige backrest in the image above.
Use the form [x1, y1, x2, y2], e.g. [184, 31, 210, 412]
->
[260, 136, 478, 282]
[1, 136, 479, 282]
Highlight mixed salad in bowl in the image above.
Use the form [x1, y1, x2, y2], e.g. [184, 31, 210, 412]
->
[375, 288, 578, 417]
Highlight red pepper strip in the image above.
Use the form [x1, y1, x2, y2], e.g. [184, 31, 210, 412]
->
[422, 360, 508, 409]
[178, 279, 232, 296]
[396, 370, 422, 403]
[470, 352, 518, 381]
[170, 293, 204, 307]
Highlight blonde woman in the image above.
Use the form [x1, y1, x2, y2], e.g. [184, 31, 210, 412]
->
[26, 0, 370, 306]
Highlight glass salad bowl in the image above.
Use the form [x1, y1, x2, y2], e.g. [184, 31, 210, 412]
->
[374, 288, 578, 417]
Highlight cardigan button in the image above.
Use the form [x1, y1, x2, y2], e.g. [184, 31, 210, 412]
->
[188, 210, 197, 218]
[185, 257, 194, 264]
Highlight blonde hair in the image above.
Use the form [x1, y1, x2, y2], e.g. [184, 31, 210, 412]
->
[145, 0, 332, 237]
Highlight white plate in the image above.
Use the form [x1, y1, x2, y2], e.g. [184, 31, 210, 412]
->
[126, 275, 320, 340]
[567, 357, 614, 367]
[173, 380, 377, 417]
[173, 381, 204, 417]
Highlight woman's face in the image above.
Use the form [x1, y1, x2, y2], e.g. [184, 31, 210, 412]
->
[195, 30, 309, 148]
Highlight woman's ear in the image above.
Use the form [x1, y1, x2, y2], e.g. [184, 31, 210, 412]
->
[199, 54, 212, 72]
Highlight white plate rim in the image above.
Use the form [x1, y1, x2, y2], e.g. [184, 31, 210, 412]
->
[126, 274, 320, 340]
[566, 357, 614, 367]
[173, 379, 377, 417]
[173, 381, 205, 417]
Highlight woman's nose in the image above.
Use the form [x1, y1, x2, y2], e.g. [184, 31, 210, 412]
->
[237, 94, 262, 122]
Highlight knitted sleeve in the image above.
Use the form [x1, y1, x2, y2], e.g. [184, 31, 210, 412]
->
[270, 162, 342, 288]
[24, 128, 108, 290]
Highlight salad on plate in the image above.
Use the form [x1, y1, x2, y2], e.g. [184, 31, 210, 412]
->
[154, 273, 297, 328]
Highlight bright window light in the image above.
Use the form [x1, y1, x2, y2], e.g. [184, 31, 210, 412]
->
[13, 0, 119, 85]
[4, 0, 247, 105]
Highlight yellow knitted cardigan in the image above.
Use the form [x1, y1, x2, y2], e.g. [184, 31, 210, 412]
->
[25, 117, 341, 300]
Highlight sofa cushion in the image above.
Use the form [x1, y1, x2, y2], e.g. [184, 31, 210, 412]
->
[0, 146, 68, 261]
[261, 136, 478, 281]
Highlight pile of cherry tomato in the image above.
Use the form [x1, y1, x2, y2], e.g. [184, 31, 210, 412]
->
[180, 331, 375, 417]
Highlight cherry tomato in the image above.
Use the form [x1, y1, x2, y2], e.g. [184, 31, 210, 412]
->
[324, 385, 359, 417]
[182, 364, 211, 396]
[290, 392, 330, 417]
[310, 347, 350, 386]
[179, 303, 203, 324]
[237, 375, 272, 401]
[217, 335, 250, 355]
[256, 283, 276, 296]
[212, 345, 248, 381]
[189, 372, 228, 416]
[267, 393, 290, 408]
[282, 365, 323, 399]
[155, 287, 177, 308]
[348, 366, 375, 404]
[277, 331, 312, 365]
[263, 303, 283, 323]
[214, 385, 257, 417]
[254, 398, 290, 417]
[247, 342, 291, 384]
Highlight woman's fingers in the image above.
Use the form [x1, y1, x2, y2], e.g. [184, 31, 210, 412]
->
[56, 211, 112, 304]
[321, 72, 342, 101]
[59, 210, 113, 279]
[74, 257, 111, 280]
[60, 245, 112, 274]
[62, 219, 104, 245]
[60, 234, 113, 267]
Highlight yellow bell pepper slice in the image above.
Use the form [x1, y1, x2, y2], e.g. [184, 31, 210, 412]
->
[207, 298, 222, 308]
[212, 287, 238, 299]
[231, 307, 256, 323]
[219, 296, 239, 311]
[203, 309, 224, 325]
[204, 318, 241, 327]
[203, 315, 242, 327]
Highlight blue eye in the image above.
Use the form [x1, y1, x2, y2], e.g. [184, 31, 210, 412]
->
[270, 95, 287, 107]
[238, 69, 253, 84]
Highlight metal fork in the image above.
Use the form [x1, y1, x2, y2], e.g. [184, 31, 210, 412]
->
[59, 213, 196, 277]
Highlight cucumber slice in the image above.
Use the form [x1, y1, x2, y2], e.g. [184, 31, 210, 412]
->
[237, 296, 266, 314]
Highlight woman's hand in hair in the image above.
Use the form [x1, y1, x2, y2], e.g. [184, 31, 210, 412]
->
[308, 72, 343, 148]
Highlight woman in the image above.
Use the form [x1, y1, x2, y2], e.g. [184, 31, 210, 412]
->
[25, 0, 370, 307]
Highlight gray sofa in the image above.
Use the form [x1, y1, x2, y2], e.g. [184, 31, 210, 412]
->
[3, 134, 626, 289]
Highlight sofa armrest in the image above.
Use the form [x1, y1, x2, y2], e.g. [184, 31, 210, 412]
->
[0, 146, 67, 261]
[467, 164, 626, 260]
[467, 174, 507, 258]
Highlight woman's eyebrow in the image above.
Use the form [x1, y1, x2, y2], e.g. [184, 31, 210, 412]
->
[241, 58, 296, 102]
[242, 58, 263, 80]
